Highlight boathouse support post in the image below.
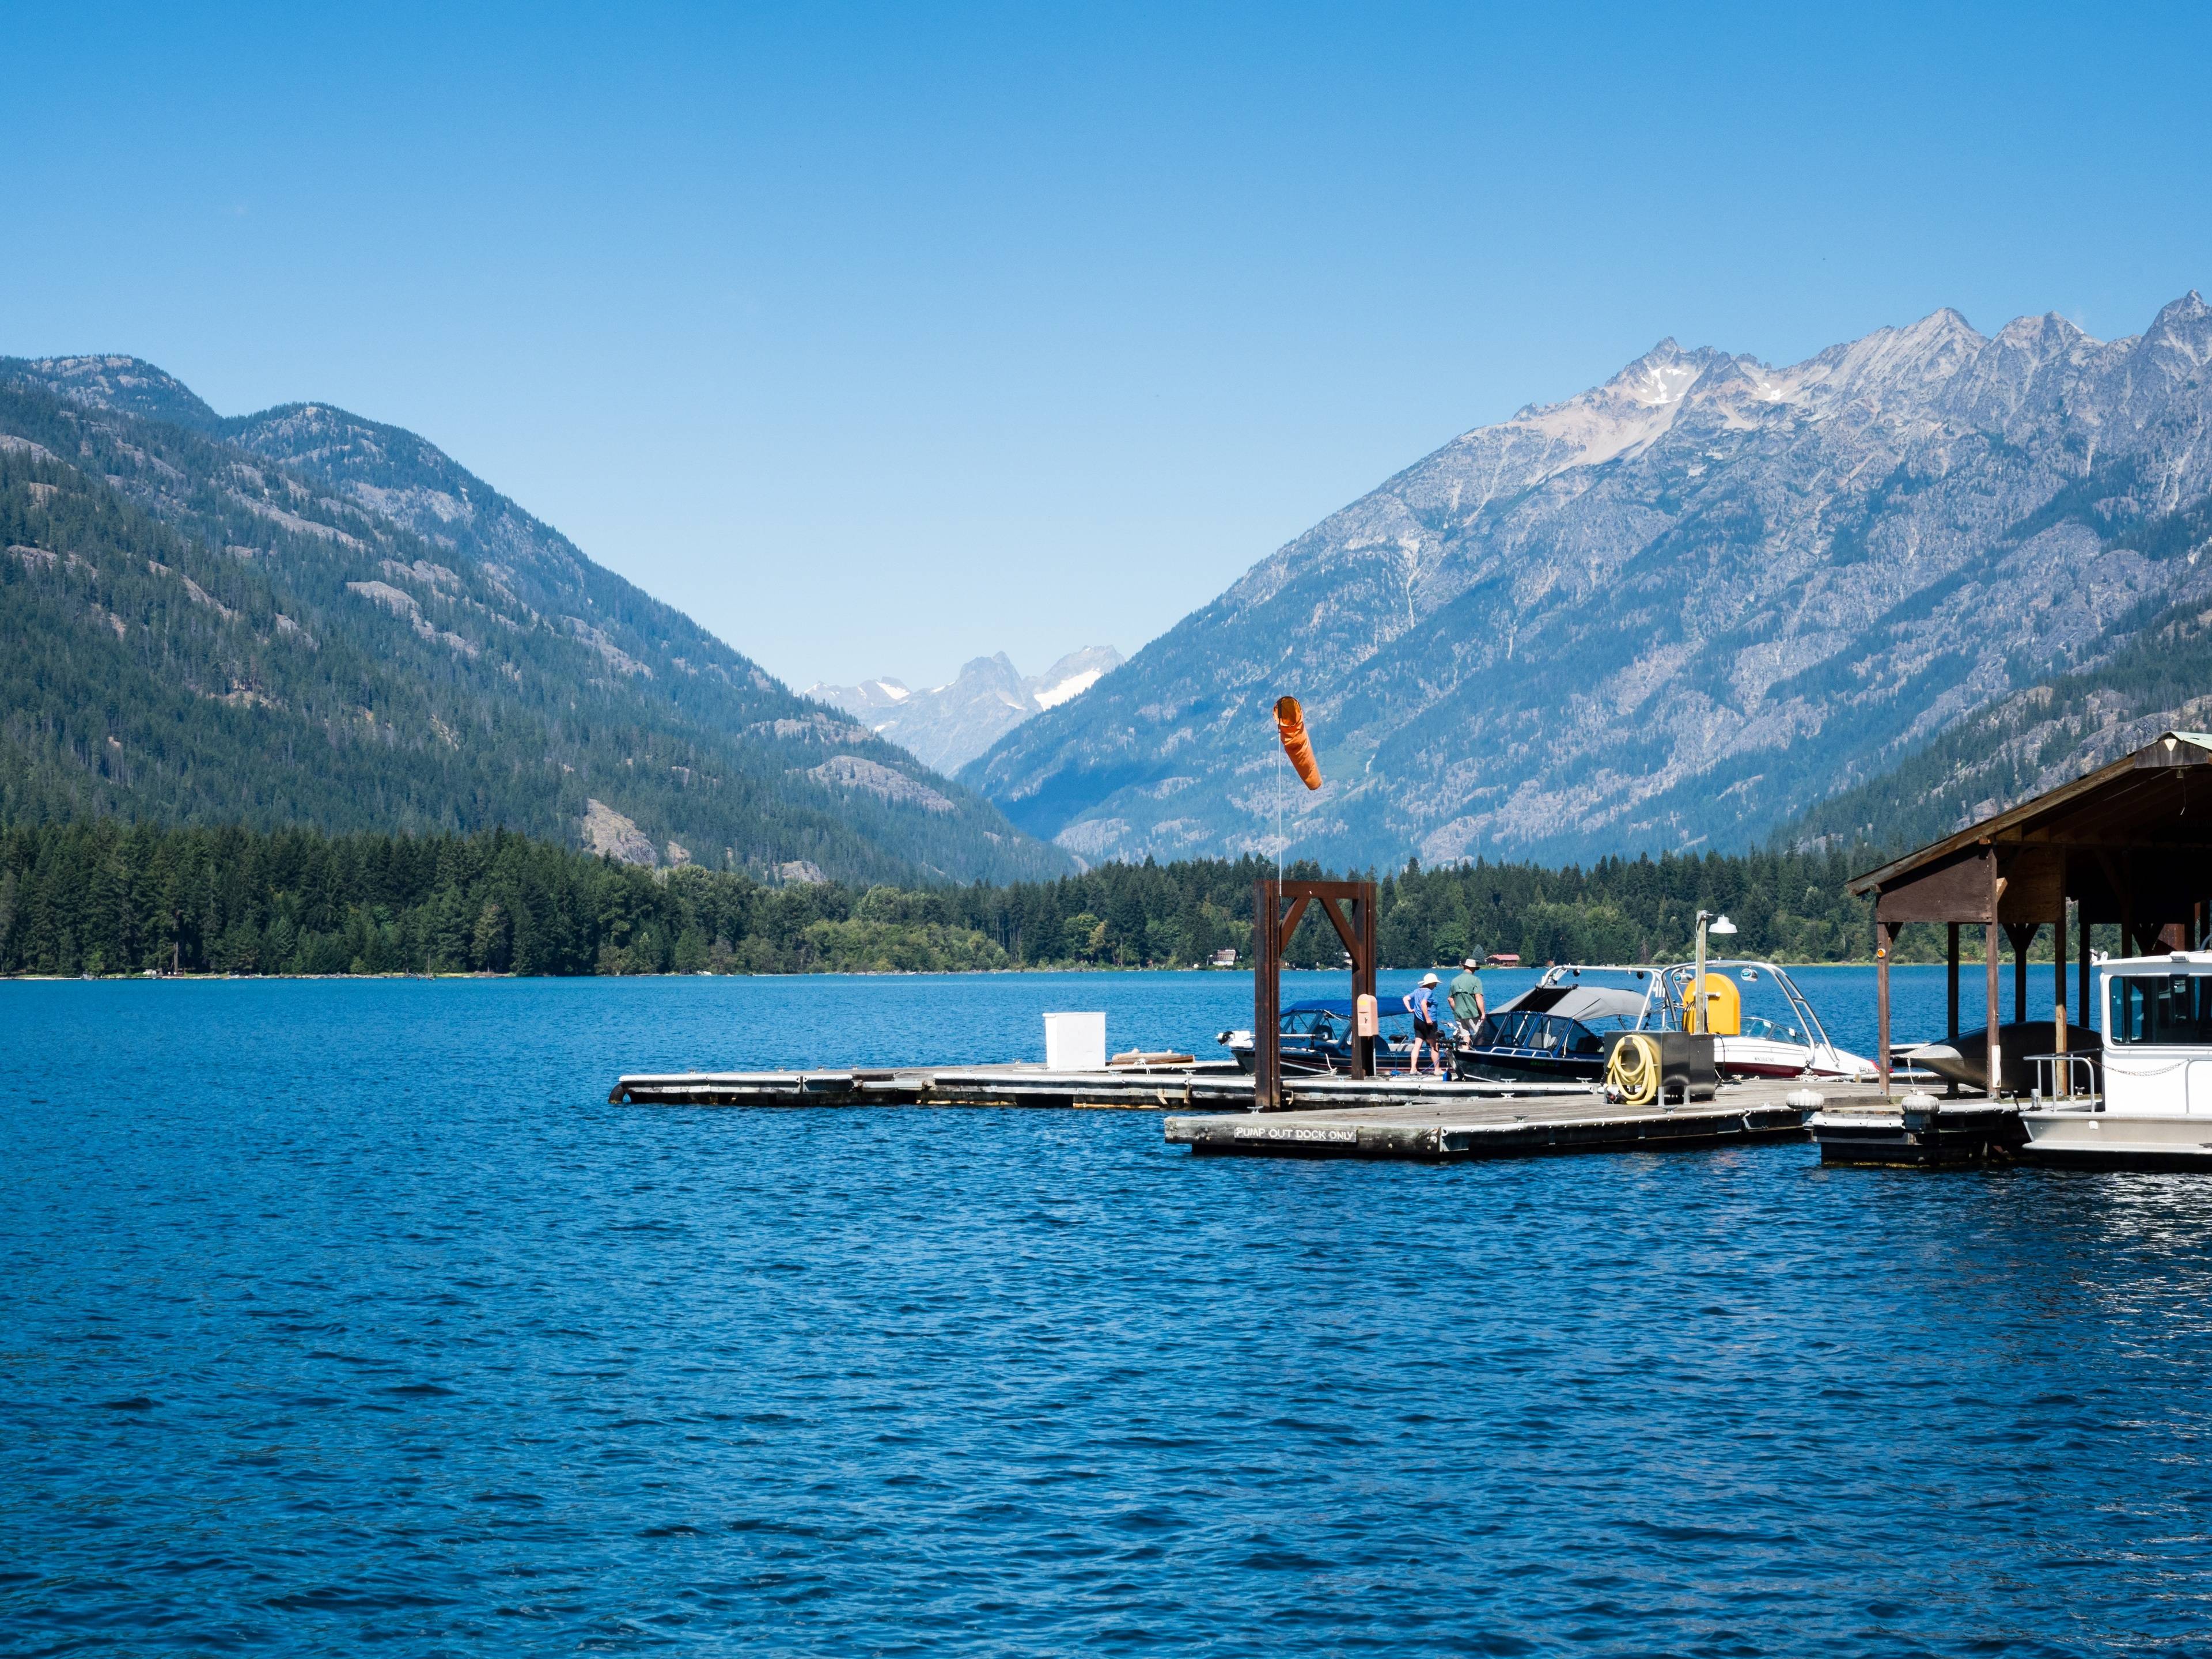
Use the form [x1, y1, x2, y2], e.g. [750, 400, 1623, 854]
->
[2079, 908, 2094, 1032]
[2006, 922, 2037, 1026]
[1876, 918, 1892, 1099]
[1940, 922, 1960, 1096]
[2053, 904, 2069, 1095]
[1986, 917, 2002, 1096]
[1987, 848, 2005, 1097]
[1947, 923, 1960, 1043]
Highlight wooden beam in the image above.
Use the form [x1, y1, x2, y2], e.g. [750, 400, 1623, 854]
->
[2079, 908, 2093, 1032]
[1355, 888, 1377, 1081]
[1253, 878, 1281, 1112]
[1986, 854, 2002, 1096]
[1946, 922, 1960, 1043]
[1875, 852, 1997, 924]
[2054, 903, 2069, 1092]
[1254, 878, 1380, 1096]
[1851, 733, 2212, 896]
[1315, 895, 1361, 959]
[1877, 919, 1893, 1099]
[2006, 921, 2036, 1025]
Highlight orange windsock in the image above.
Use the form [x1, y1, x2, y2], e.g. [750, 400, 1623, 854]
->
[1274, 695, 1322, 790]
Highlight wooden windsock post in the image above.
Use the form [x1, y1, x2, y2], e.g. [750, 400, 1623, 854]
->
[1252, 877, 1379, 1111]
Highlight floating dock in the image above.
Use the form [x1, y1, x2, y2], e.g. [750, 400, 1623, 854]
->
[610, 1063, 1885, 1162]
[1164, 1078, 1861, 1160]
[608, 1062, 1588, 1113]
[1807, 1096, 2027, 1167]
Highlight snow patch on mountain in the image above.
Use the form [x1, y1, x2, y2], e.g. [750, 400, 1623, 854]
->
[810, 646, 1123, 772]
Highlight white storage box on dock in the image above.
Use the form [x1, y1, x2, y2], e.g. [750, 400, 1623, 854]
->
[1044, 1012, 1106, 1071]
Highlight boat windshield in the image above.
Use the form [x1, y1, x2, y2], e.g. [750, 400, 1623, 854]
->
[1652, 959, 1838, 1052]
[1469, 1012, 1610, 1056]
[2109, 974, 2212, 1046]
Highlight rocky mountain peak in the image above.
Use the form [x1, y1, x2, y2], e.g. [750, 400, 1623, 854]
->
[965, 292, 2212, 869]
[2139, 290, 2212, 372]
[812, 645, 1123, 773]
[17, 354, 223, 433]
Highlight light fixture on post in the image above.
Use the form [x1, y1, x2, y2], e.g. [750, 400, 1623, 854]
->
[1691, 910, 1737, 1032]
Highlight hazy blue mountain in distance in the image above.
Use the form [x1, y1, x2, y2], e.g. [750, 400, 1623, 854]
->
[964, 294, 2212, 868]
[809, 646, 1123, 774]
[0, 355, 1070, 885]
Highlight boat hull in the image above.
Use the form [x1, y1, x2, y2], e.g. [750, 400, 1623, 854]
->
[1452, 1049, 1603, 1085]
[2020, 1108, 2212, 1169]
[1711, 1036, 1875, 1081]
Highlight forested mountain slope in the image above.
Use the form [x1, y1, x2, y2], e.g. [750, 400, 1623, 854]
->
[1788, 488, 2212, 854]
[0, 357, 1067, 885]
[965, 294, 2212, 869]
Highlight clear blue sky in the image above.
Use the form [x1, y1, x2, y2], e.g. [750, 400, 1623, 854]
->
[6, 2, 2209, 691]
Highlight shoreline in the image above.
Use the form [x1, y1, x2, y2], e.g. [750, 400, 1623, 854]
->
[3, 959, 2025, 983]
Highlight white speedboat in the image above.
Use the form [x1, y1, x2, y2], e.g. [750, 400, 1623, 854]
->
[1654, 959, 1878, 1082]
[2021, 952, 2212, 1167]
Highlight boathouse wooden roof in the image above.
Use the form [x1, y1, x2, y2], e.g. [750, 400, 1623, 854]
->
[1849, 730, 2212, 932]
[1850, 730, 2212, 1096]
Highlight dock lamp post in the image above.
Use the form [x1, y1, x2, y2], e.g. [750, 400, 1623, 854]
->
[1691, 911, 1737, 1033]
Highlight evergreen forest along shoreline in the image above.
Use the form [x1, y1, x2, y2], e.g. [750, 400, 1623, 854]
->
[0, 818, 2101, 979]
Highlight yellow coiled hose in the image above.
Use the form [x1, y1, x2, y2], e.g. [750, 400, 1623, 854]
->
[1607, 1034, 1661, 1107]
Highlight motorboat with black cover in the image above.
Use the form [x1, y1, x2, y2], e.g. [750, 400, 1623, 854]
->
[1218, 999, 1422, 1075]
[1453, 981, 1649, 1083]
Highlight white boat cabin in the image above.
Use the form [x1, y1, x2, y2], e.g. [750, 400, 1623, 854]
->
[2099, 952, 2212, 1115]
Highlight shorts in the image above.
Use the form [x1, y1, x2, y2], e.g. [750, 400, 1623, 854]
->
[1414, 1020, 1439, 1041]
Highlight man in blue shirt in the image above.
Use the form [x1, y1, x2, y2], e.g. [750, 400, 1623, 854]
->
[1403, 972, 1447, 1078]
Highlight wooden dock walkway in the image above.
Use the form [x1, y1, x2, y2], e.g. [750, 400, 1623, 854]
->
[608, 1062, 1590, 1113]
[609, 1063, 1887, 1162]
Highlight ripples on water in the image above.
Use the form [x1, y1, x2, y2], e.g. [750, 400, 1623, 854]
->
[2, 970, 2209, 1654]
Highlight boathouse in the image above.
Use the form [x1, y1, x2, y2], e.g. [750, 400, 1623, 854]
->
[1850, 730, 2212, 1095]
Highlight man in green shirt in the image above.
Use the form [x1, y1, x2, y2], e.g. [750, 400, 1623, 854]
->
[1448, 957, 1487, 1042]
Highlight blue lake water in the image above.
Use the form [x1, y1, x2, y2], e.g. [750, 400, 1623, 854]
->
[3, 967, 2208, 1655]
